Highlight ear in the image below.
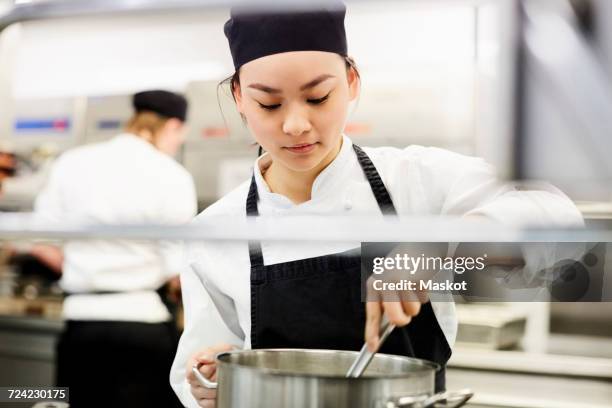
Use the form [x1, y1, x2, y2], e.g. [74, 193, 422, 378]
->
[166, 118, 183, 131]
[347, 65, 360, 102]
[233, 81, 244, 113]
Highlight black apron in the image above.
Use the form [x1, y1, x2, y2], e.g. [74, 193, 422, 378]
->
[57, 289, 182, 408]
[246, 144, 452, 392]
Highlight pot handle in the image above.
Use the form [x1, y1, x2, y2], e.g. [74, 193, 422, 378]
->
[387, 388, 473, 408]
[192, 363, 218, 389]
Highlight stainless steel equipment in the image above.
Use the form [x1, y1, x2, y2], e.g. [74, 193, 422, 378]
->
[346, 318, 396, 378]
[193, 348, 472, 408]
[455, 304, 527, 350]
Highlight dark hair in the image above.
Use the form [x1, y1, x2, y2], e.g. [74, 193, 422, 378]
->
[216, 55, 361, 156]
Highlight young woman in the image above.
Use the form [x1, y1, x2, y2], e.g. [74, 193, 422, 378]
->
[170, 5, 583, 407]
[35, 90, 197, 408]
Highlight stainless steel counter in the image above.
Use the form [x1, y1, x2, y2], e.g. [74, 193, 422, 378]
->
[1, 297, 611, 408]
[0, 315, 63, 389]
[448, 347, 612, 408]
[0, 297, 63, 388]
[448, 368, 612, 408]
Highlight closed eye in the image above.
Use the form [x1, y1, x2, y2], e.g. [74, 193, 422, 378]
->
[307, 92, 331, 105]
[257, 102, 281, 111]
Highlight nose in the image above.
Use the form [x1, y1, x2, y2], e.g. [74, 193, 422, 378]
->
[282, 105, 312, 137]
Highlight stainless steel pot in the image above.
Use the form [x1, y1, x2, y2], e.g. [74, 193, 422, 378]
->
[193, 349, 472, 408]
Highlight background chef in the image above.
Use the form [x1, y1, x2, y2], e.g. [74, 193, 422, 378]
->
[33, 90, 197, 408]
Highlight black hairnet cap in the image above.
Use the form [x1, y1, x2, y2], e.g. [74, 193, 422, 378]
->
[224, 2, 347, 70]
[132, 90, 188, 122]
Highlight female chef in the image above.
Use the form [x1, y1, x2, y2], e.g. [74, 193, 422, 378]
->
[35, 90, 197, 408]
[170, 5, 583, 407]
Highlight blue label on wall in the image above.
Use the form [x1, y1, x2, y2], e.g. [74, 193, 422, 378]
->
[14, 118, 71, 133]
[97, 120, 122, 130]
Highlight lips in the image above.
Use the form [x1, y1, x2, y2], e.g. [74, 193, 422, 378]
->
[285, 142, 317, 154]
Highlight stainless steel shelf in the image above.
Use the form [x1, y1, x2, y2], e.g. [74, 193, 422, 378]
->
[448, 368, 612, 408]
[0, 213, 607, 242]
[449, 348, 612, 379]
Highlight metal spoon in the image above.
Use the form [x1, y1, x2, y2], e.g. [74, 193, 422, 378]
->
[346, 317, 396, 378]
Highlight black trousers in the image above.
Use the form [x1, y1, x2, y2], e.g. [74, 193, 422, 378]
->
[56, 320, 183, 408]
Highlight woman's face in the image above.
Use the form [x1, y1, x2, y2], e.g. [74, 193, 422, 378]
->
[234, 51, 359, 173]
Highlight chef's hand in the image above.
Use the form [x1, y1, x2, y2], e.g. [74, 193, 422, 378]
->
[0, 152, 16, 194]
[186, 343, 234, 408]
[365, 294, 426, 352]
[166, 275, 182, 304]
[30, 244, 64, 275]
[364, 243, 445, 352]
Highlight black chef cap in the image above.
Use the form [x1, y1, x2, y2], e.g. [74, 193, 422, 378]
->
[224, 2, 347, 70]
[132, 90, 188, 122]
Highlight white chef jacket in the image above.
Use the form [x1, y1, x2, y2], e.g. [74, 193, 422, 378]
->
[35, 133, 197, 323]
[171, 135, 583, 407]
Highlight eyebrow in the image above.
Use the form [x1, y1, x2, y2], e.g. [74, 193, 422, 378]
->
[247, 74, 335, 94]
[299, 74, 335, 91]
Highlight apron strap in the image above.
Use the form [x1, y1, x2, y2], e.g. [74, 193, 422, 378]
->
[352, 144, 398, 216]
[246, 173, 265, 270]
[246, 143, 398, 269]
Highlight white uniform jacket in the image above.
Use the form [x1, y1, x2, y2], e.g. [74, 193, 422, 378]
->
[35, 133, 197, 322]
[171, 135, 583, 407]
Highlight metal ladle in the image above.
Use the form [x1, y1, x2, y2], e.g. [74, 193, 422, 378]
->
[346, 317, 396, 378]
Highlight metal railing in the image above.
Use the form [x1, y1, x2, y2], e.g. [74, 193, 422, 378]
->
[0, 213, 606, 242]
